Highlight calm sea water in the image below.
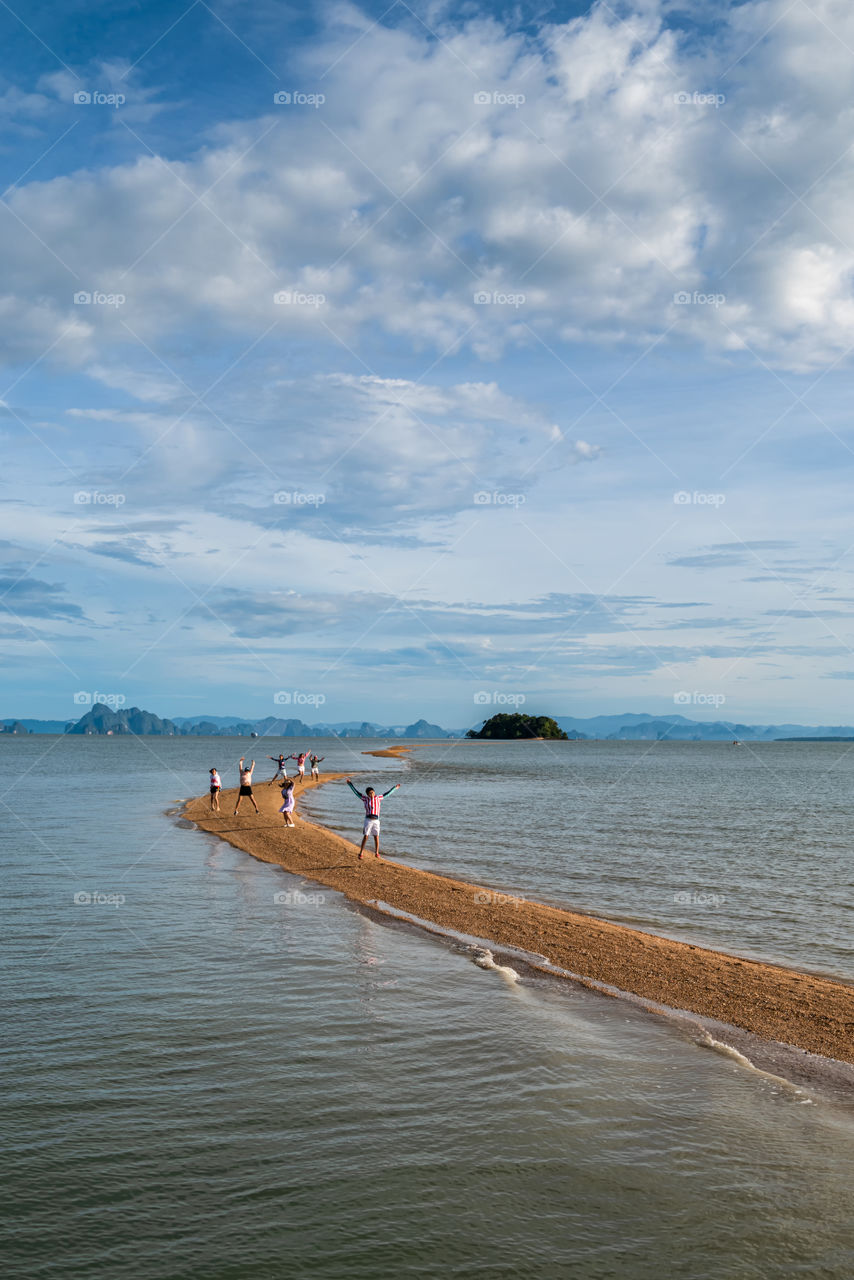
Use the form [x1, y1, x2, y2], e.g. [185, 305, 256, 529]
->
[2, 735, 853, 1280]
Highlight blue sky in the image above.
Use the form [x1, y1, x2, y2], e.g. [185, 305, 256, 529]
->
[3, 0, 854, 728]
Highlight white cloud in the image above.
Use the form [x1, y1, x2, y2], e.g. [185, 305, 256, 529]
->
[0, 1, 852, 377]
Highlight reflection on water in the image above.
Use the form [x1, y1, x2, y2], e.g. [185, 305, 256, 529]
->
[1, 736, 852, 1279]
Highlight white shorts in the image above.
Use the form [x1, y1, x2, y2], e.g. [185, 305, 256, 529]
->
[362, 818, 380, 838]
[311, 767, 319, 777]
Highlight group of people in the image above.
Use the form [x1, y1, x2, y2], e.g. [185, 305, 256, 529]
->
[206, 754, 401, 859]
[268, 751, 325, 784]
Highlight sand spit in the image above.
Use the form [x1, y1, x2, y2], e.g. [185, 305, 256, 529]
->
[184, 772, 854, 1065]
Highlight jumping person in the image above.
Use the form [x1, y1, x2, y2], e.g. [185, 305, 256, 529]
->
[209, 768, 221, 811]
[289, 750, 309, 783]
[268, 753, 288, 784]
[279, 779, 296, 827]
[309, 754, 325, 780]
[234, 757, 259, 815]
[346, 778, 401, 860]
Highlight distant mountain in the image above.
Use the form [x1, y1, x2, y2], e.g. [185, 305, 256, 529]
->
[555, 713, 854, 741]
[56, 706, 462, 737]
[401, 718, 455, 739]
[66, 704, 179, 736]
[0, 720, 30, 734]
[1, 718, 73, 734]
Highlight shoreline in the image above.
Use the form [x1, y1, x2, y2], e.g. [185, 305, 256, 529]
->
[183, 771, 854, 1066]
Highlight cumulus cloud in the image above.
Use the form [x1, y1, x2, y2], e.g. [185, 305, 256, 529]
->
[0, 1, 853, 375]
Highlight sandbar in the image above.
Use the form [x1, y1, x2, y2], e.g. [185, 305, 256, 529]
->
[184, 771, 854, 1064]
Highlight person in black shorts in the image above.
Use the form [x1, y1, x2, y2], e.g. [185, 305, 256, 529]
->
[234, 757, 259, 815]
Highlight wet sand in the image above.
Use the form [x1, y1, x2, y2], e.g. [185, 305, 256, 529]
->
[185, 772, 854, 1064]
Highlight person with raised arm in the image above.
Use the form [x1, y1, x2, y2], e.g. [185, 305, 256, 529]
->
[234, 757, 259, 815]
[289, 750, 309, 783]
[309, 753, 325, 780]
[268, 753, 288, 784]
[346, 778, 401, 861]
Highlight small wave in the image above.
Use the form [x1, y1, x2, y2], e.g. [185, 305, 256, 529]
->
[698, 1032, 813, 1100]
[469, 946, 520, 983]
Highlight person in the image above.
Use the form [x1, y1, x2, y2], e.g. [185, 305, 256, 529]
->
[289, 750, 309, 783]
[209, 768, 221, 811]
[309, 754, 325, 780]
[279, 778, 296, 827]
[234, 757, 259, 815]
[268, 753, 288, 784]
[346, 778, 401, 860]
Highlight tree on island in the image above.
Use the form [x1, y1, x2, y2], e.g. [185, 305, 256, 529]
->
[466, 713, 568, 740]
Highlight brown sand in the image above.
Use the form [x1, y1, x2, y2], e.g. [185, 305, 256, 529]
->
[186, 772, 854, 1064]
[361, 745, 414, 758]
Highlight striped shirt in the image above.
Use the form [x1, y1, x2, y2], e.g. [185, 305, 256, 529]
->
[347, 780, 400, 817]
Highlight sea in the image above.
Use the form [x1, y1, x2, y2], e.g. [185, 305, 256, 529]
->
[2, 735, 853, 1279]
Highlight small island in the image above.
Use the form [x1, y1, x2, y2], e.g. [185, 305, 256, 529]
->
[466, 712, 569, 740]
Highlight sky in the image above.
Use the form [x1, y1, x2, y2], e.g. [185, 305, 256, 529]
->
[2, 0, 854, 729]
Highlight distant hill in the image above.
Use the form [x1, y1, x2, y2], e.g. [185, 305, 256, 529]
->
[468, 713, 569, 740]
[53, 706, 461, 737]
[66, 705, 179, 736]
[555, 713, 854, 741]
[0, 720, 31, 734]
[2, 718, 73, 734]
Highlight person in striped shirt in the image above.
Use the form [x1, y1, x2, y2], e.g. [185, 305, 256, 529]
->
[346, 778, 401, 861]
